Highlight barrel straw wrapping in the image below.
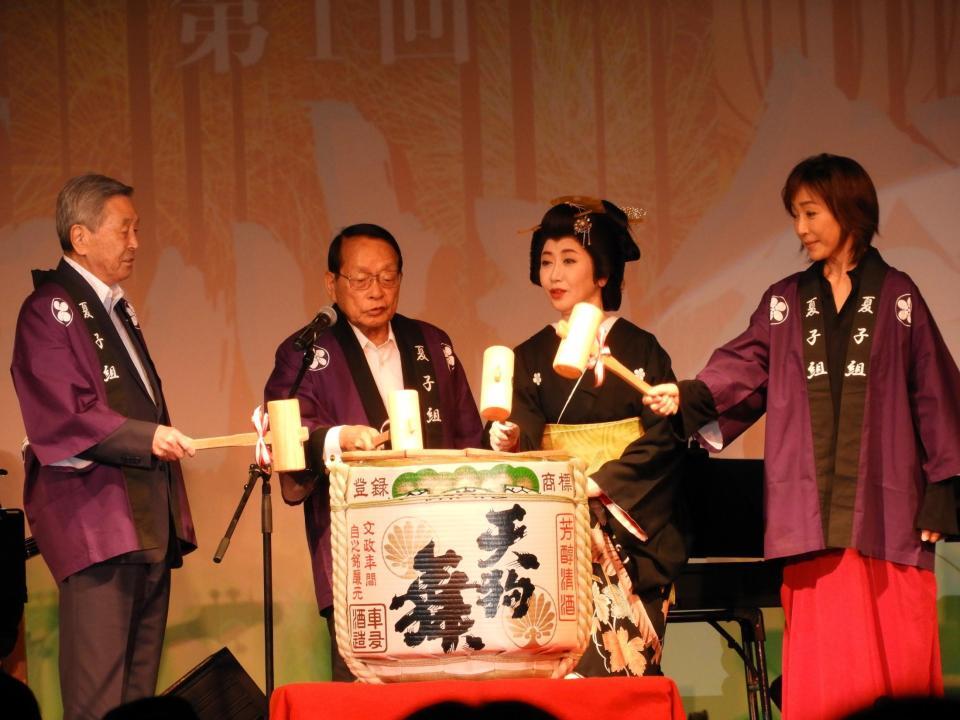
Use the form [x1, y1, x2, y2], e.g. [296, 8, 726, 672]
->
[329, 449, 593, 683]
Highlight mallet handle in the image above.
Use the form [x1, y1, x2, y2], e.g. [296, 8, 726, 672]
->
[601, 356, 654, 395]
[192, 426, 309, 450]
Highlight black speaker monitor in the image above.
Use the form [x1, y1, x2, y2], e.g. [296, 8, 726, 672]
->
[0, 507, 27, 661]
[162, 647, 267, 720]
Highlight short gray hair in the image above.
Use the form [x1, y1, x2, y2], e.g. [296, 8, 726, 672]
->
[56, 174, 134, 252]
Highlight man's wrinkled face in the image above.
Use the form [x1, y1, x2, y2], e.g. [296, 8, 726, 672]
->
[325, 235, 401, 341]
[70, 195, 140, 286]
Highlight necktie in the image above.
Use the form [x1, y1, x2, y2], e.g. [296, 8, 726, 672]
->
[114, 297, 160, 406]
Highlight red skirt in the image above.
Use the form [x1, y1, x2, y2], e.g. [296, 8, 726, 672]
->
[780, 549, 942, 720]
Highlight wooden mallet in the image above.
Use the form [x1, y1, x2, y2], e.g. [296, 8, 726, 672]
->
[191, 398, 310, 472]
[480, 345, 515, 421]
[553, 302, 653, 395]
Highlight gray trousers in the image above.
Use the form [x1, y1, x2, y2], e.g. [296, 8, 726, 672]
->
[58, 561, 171, 720]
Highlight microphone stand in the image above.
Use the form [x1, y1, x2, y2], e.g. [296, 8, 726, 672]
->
[212, 315, 325, 708]
[213, 462, 275, 705]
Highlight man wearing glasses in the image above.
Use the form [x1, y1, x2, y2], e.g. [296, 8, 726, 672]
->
[264, 223, 483, 680]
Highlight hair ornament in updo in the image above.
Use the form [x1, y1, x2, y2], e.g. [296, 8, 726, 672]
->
[622, 205, 648, 222]
[572, 214, 592, 243]
[520, 195, 646, 245]
[557, 197, 602, 248]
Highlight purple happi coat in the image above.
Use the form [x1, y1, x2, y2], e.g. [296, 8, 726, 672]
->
[698, 254, 960, 570]
[264, 310, 483, 609]
[11, 263, 197, 582]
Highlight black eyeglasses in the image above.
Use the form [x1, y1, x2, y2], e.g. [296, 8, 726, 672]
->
[337, 270, 402, 291]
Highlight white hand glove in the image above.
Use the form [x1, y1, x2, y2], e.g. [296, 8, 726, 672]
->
[489, 421, 520, 452]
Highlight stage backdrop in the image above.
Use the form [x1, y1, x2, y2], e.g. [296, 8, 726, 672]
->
[0, 1, 957, 718]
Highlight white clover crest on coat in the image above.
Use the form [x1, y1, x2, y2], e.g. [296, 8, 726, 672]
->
[51, 298, 73, 326]
[770, 295, 788, 325]
[895, 294, 912, 327]
[310, 346, 330, 371]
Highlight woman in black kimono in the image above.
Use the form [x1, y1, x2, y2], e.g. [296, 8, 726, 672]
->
[489, 198, 687, 676]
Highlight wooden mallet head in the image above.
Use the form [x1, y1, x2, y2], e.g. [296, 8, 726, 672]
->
[553, 302, 604, 379]
[551, 302, 654, 396]
[480, 345, 515, 421]
[387, 390, 424, 451]
[264, 399, 308, 472]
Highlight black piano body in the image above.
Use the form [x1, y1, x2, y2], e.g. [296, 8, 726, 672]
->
[675, 450, 784, 611]
[668, 450, 783, 720]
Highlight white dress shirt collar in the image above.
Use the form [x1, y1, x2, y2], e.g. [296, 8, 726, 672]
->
[349, 321, 396, 351]
[63, 255, 125, 312]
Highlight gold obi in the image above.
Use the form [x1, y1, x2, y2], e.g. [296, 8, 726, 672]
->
[540, 417, 643, 475]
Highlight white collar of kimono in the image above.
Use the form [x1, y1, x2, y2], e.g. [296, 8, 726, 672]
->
[349, 319, 397, 351]
[63, 255, 125, 313]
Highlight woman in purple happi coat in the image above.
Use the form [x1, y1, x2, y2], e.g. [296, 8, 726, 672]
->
[645, 154, 960, 720]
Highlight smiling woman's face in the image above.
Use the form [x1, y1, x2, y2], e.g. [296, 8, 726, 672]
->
[538, 237, 605, 319]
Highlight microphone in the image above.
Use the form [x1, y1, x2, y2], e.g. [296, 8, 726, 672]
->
[294, 306, 338, 350]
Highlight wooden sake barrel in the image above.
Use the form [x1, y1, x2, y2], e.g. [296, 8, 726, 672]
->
[329, 448, 592, 683]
